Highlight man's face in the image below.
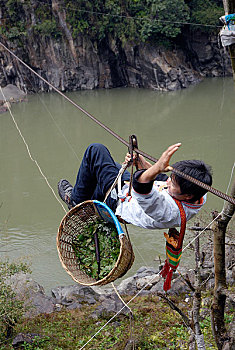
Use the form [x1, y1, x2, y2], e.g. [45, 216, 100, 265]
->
[167, 175, 193, 201]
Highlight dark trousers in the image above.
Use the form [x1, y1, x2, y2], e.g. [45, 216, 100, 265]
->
[71, 143, 130, 211]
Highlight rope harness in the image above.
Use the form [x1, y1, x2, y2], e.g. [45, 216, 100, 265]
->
[1, 41, 234, 350]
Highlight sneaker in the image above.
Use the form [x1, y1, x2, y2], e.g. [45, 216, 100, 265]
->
[58, 179, 74, 209]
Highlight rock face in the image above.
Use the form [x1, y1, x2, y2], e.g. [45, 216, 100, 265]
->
[0, 28, 232, 93]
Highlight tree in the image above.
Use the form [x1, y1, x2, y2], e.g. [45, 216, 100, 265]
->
[211, 179, 235, 349]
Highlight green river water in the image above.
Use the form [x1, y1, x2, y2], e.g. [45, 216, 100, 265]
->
[0, 77, 234, 294]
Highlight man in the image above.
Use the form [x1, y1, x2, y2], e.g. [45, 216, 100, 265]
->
[58, 143, 212, 229]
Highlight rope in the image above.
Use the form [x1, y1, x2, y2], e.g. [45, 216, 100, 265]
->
[78, 212, 222, 350]
[1, 42, 233, 350]
[220, 161, 235, 218]
[1, 41, 235, 206]
[2, 81, 136, 348]
[79, 154, 235, 348]
[103, 163, 128, 203]
[182, 212, 221, 252]
[111, 282, 135, 349]
[0, 86, 67, 214]
[34, 92, 80, 161]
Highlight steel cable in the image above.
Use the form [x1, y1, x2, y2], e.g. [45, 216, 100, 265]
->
[1, 41, 234, 206]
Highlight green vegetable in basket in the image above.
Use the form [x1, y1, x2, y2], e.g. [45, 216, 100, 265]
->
[71, 218, 121, 280]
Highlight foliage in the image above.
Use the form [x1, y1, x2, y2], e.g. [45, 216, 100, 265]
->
[0, 0, 61, 40]
[5, 0, 26, 21]
[0, 0, 224, 44]
[0, 259, 31, 343]
[0, 0, 27, 40]
[33, 20, 61, 39]
[2, 292, 229, 350]
[187, 0, 224, 32]
[64, 0, 190, 43]
[72, 218, 120, 280]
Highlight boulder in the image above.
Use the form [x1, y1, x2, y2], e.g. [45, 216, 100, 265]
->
[117, 276, 138, 296]
[5, 272, 56, 317]
[0, 84, 26, 104]
[51, 284, 100, 309]
[91, 293, 130, 319]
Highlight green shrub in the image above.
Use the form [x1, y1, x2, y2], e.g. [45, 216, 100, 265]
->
[33, 19, 62, 38]
[188, 0, 224, 32]
[64, 0, 190, 42]
[0, 259, 31, 342]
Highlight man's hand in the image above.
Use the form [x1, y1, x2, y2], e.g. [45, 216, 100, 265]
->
[156, 143, 181, 173]
[124, 153, 152, 170]
[138, 143, 181, 183]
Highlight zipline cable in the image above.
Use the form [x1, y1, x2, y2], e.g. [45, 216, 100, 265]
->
[79, 158, 235, 348]
[1, 41, 235, 206]
[1, 42, 233, 350]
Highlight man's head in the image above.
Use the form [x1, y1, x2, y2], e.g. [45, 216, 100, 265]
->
[167, 160, 212, 202]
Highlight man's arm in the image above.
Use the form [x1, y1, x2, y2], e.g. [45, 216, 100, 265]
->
[124, 143, 181, 181]
[137, 143, 181, 182]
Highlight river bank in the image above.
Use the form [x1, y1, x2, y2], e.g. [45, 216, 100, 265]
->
[1, 79, 234, 294]
[0, 0, 232, 94]
[7, 235, 234, 316]
[4, 235, 234, 349]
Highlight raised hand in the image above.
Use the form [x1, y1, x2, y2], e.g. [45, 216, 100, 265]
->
[138, 143, 181, 183]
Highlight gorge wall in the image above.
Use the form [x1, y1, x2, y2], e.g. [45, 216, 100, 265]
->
[0, 3, 232, 93]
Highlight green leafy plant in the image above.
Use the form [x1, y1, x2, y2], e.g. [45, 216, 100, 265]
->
[21, 335, 50, 349]
[33, 20, 61, 38]
[72, 218, 120, 280]
[188, 0, 224, 32]
[0, 259, 31, 342]
[64, 0, 190, 42]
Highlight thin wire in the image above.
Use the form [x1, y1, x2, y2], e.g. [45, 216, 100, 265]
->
[1, 41, 235, 206]
[79, 158, 235, 348]
[182, 212, 221, 252]
[0, 87, 67, 214]
[33, 92, 80, 161]
[0, 0, 223, 29]
[2, 89, 231, 349]
[131, 241, 149, 266]
[224, 162, 235, 197]
[221, 161, 235, 215]
[79, 211, 223, 349]
[111, 281, 135, 349]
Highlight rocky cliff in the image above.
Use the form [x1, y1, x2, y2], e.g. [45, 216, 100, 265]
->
[0, 1, 232, 93]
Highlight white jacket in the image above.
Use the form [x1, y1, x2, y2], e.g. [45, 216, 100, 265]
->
[115, 181, 206, 229]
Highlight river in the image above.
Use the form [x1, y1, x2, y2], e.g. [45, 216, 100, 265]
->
[0, 77, 234, 294]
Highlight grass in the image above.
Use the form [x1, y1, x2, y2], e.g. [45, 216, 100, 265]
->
[1, 292, 228, 350]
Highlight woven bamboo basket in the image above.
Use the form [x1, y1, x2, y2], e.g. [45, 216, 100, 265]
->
[57, 200, 135, 286]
